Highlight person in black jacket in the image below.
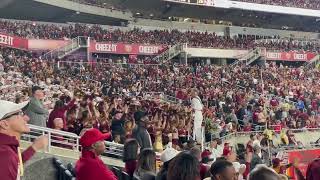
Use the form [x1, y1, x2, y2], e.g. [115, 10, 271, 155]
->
[132, 111, 152, 150]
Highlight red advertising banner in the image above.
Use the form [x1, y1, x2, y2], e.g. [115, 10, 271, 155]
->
[287, 149, 320, 179]
[90, 41, 166, 55]
[0, 32, 28, 50]
[266, 51, 317, 61]
[28, 39, 70, 50]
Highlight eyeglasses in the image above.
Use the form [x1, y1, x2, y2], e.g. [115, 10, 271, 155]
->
[1, 111, 25, 120]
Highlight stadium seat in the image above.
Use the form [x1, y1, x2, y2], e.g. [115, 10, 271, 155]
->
[112, 167, 122, 179]
[64, 169, 75, 180]
[52, 157, 65, 180]
[53, 157, 63, 166]
[58, 164, 68, 180]
[122, 171, 131, 180]
[66, 163, 76, 177]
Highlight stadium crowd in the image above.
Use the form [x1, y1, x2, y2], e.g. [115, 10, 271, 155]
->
[1, 45, 320, 140]
[0, 1, 319, 178]
[0, 44, 320, 179]
[0, 20, 319, 52]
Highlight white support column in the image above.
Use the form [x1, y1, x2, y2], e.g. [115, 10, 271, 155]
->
[87, 37, 91, 62]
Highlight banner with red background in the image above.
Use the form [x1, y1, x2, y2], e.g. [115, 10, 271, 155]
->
[89, 41, 166, 55]
[0, 33, 318, 61]
[266, 51, 317, 61]
[0, 32, 28, 50]
[287, 149, 320, 179]
[28, 39, 70, 50]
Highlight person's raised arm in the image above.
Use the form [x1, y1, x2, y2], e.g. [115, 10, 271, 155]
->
[24, 135, 48, 163]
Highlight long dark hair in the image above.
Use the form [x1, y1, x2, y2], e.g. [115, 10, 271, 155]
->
[54, 100, 64, 110]
[167, 152, 200, 180]
[136, 148, 156, 173]
[123, 139, 139, 162]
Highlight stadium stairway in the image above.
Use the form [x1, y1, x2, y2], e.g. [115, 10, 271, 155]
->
[304, 54, 320, 70]
[41, 36, 88, 60]
[152, 43, 186, 63]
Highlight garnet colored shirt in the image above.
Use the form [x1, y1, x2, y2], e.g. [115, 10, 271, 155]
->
[48, 99, 76, 130]
[0, 133, 36, 180]
[75, 150, 117, 180]
[125, 160, 137, 177]
[200, 163, 209, 179]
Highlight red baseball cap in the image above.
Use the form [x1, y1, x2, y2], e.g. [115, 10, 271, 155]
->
[223, 148, 231, 156]
[80, 128, 111, 147]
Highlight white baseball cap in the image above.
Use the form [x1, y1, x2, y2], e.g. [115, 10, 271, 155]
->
[0, 100, 29, 120]
[160, 146, 179, 163]
[233, 162, 246, 173]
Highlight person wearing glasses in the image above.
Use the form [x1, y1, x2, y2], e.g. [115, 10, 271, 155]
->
[0, 100, 48, 180]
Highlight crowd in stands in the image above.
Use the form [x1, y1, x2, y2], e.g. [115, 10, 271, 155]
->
[1, 20, 319, 52]
[1, 45, 320, 147]
[233, 0, 320, 10]
[0, 43, 320, 179]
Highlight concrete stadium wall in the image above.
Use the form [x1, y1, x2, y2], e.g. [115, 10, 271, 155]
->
[186, 48, 248, 58]
[33, 0, 133, 21]
[22, 153, 76, 180]
[131, 19, 320, 39]
[2, 16, 319, 40]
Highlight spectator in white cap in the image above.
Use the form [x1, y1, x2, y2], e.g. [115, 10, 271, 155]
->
[0, 100, 48, 180]
[156, 144, 179, 180]
[232, 162, 246, 180]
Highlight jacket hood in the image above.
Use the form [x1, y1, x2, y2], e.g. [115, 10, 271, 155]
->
[0, 133, 19, 147]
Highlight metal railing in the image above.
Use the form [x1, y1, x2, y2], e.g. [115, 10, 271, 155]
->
[152, 43, 186, 63]
[246, 48, 262, 65]
[41, 36, 88, 60]
[204, 128, 320, 148]
[304, 54, 320, 70]
[22, 124, 124, 159]
[228, 80, 297, 106]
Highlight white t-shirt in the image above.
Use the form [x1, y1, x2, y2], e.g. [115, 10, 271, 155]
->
[210, 147, 222, 162]
[191, 96, 203, 111]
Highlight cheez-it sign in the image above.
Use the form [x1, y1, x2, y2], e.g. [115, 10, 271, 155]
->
[0, 34, 13, 46]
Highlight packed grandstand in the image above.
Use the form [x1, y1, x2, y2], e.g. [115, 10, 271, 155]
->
[0, 0, 319, 180]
